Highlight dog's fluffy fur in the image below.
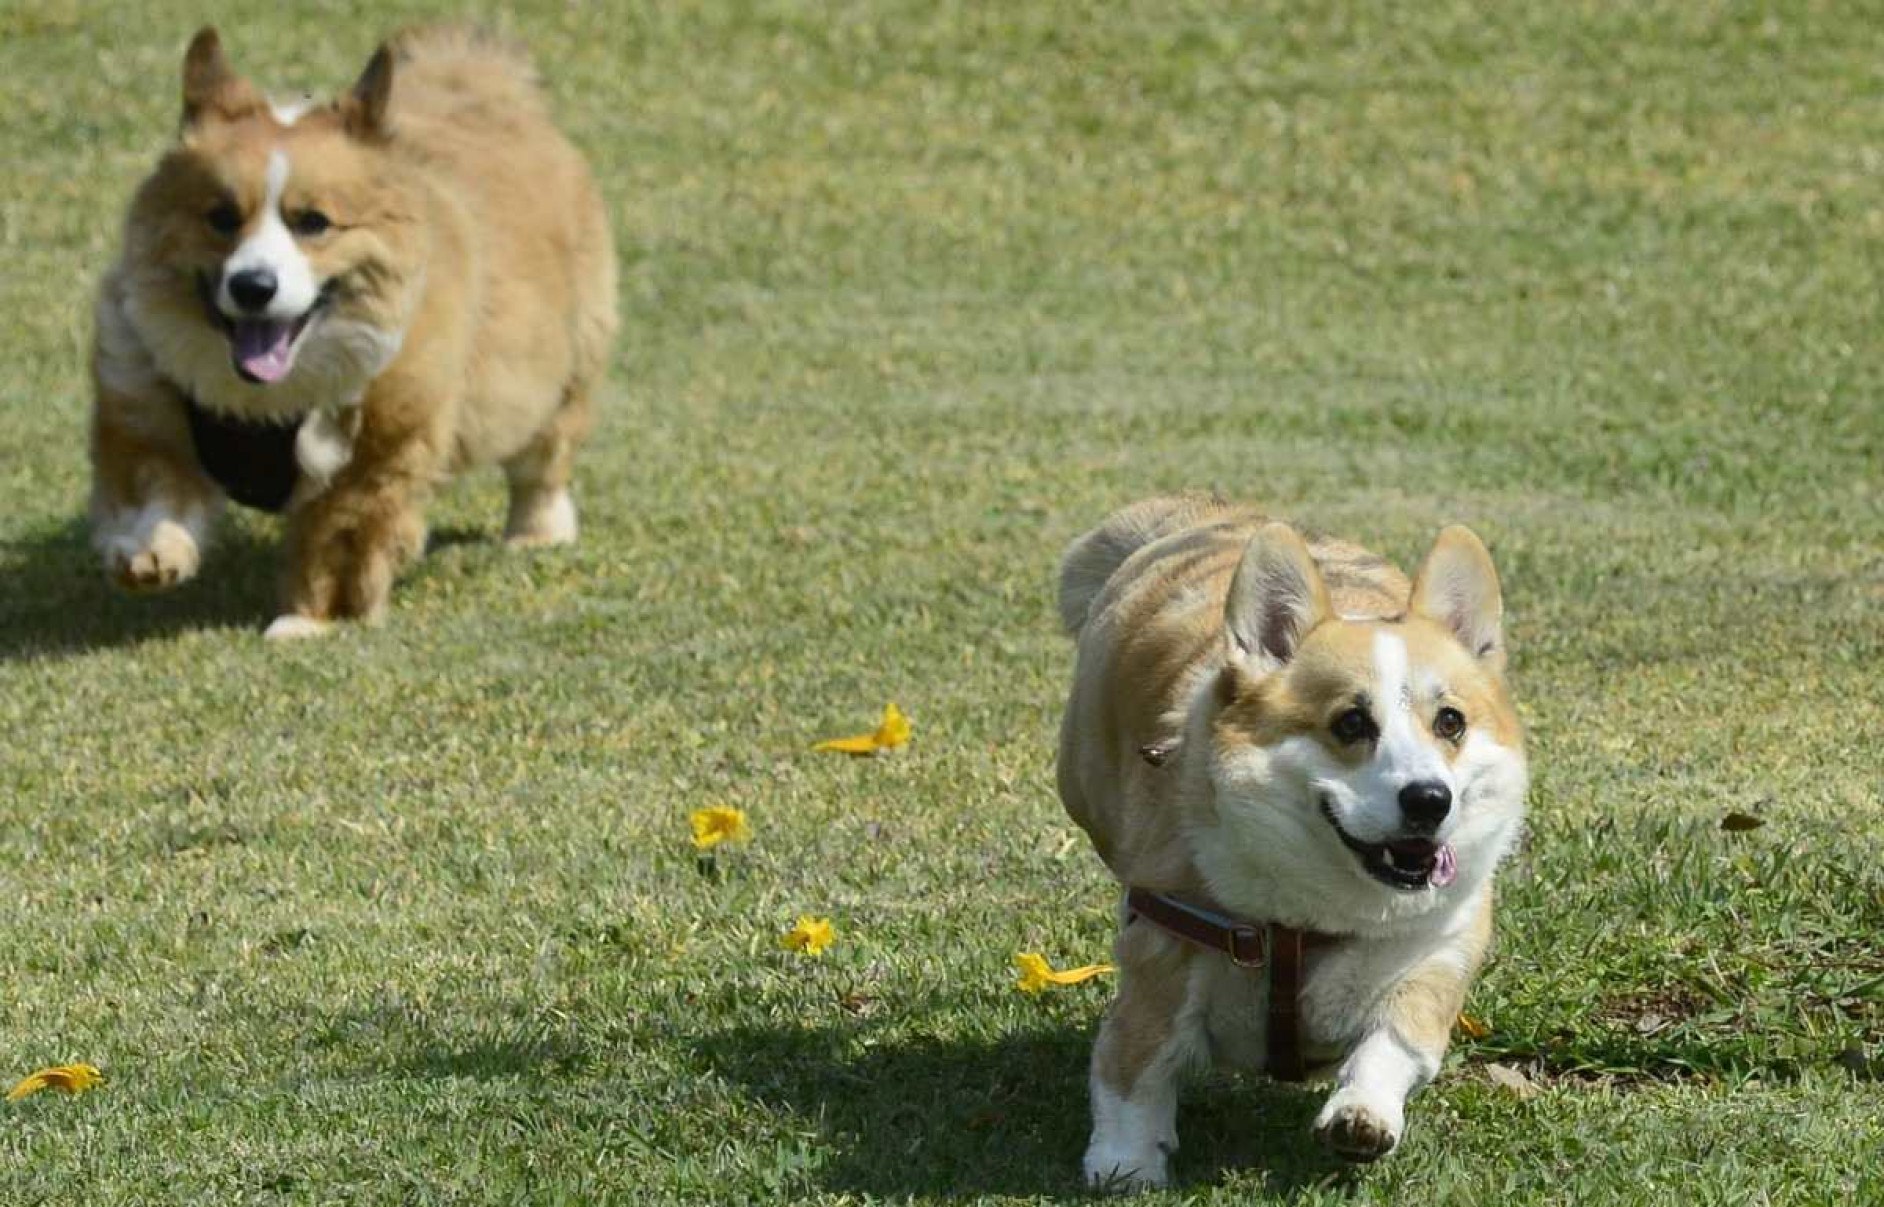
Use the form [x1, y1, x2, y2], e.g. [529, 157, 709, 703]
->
[89, 26, 617, 636]
[1056, 496, 1528, 1188]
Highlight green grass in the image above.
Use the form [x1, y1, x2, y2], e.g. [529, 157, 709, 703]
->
[2, 1, 1881, 1202]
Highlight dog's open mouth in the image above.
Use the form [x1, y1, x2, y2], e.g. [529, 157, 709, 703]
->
[202, 278, 330, 385]
[228, 311, 318, 384]
[1320, 799, 1457, 891]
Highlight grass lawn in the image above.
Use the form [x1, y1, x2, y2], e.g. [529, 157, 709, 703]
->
[2, 1, 1880, 1202]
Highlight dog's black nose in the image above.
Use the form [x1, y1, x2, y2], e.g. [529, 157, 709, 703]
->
[227, 268, 278, 312]
[1398, 780, 1452, 830]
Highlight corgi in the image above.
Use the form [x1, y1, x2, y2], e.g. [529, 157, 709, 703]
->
[88, 26, 617, 637]
[1055, 496, 1528, 1188]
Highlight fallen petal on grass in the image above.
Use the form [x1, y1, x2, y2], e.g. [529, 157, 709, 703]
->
[7, 1064, 104, 1102]
[780, 915, 836, 956]
[1014, 952, 1115, 993]
[813, 703, 910, 756]
[690, 805, 751, 851]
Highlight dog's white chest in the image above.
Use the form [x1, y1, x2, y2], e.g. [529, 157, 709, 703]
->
[293, 406, 359, 488]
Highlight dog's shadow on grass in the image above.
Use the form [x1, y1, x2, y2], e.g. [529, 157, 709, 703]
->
[396, 1034, 590, 1082]
[0, 518, 510, 660]
[702, 1021, 1351, 1199]
[0, 516, 278, 660]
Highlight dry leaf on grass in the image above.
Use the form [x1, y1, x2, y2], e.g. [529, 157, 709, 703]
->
[1484, 1062, 1540, 1100]
[1456, 1012, 1492, 1039]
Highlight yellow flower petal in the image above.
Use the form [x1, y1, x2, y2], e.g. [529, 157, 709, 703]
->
[690, 806, 751, 851]
[813, 703, 911, 755]
[1014, 952, 1114, 993]
[873, 702, 911, 750]
[780, 915, 836, 956]
[1044, 961, 1115, 986]
[7, 1064, 104, 1102]
[811, 734, 880, 755]
[1014, 952, 1053, 993]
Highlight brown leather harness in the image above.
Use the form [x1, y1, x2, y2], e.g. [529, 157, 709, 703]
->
[1124, 886, 1341, 1082]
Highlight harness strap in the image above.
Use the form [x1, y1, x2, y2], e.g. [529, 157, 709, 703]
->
[1266, 923, 1311, 1081]
[1123, 887, 1338, 1083]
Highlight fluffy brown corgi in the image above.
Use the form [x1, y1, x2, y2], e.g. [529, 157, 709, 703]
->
[1055, 496, 1528, 1188]
[89, 26, 617, 637]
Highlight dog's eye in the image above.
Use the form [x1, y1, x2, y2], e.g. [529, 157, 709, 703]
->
[1434, 707, 1467, 742]
[289, 209, 332, 237]
[205, 203, 242, 236]
[1330, 707, 1377, 744]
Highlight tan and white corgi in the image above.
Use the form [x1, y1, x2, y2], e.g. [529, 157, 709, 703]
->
[1055, 496, 1528, 1188]
[89, 26, 617, 637]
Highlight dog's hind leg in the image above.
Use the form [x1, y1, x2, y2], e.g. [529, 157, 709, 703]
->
[505, 200, 615, 549]
[501, 378, 591, 548]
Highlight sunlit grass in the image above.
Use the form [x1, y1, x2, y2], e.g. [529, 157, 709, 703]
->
[0, 2, 1878, 1202]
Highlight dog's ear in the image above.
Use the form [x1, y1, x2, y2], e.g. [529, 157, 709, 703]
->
[1410, 525, 1505, 670]
[1225, 523, 1330, 670]
[181, 27, 263, 131]
[342, 43, 396, 139]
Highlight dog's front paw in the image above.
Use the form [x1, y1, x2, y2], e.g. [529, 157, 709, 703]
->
[264, 614, 334, 641]
[1082, 1141, 1170, 1192]
[1082, 1156, 1169, 1193]
[105, 519, 201, 592]
[1312, 1089, 1403, 1163]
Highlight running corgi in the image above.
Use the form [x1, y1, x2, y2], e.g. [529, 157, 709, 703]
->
[1055, 496, 1527, 1188]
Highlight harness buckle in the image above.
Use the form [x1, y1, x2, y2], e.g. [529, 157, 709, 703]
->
[1226, 923, 1268, 968]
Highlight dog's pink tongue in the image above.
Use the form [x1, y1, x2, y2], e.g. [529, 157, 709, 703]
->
[1432, 843, 1458, 888]
[233, 320, 296, 383]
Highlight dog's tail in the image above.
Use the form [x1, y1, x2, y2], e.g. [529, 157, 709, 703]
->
[381, 24, 546, 117]
[1057, 494, 1228, 636]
